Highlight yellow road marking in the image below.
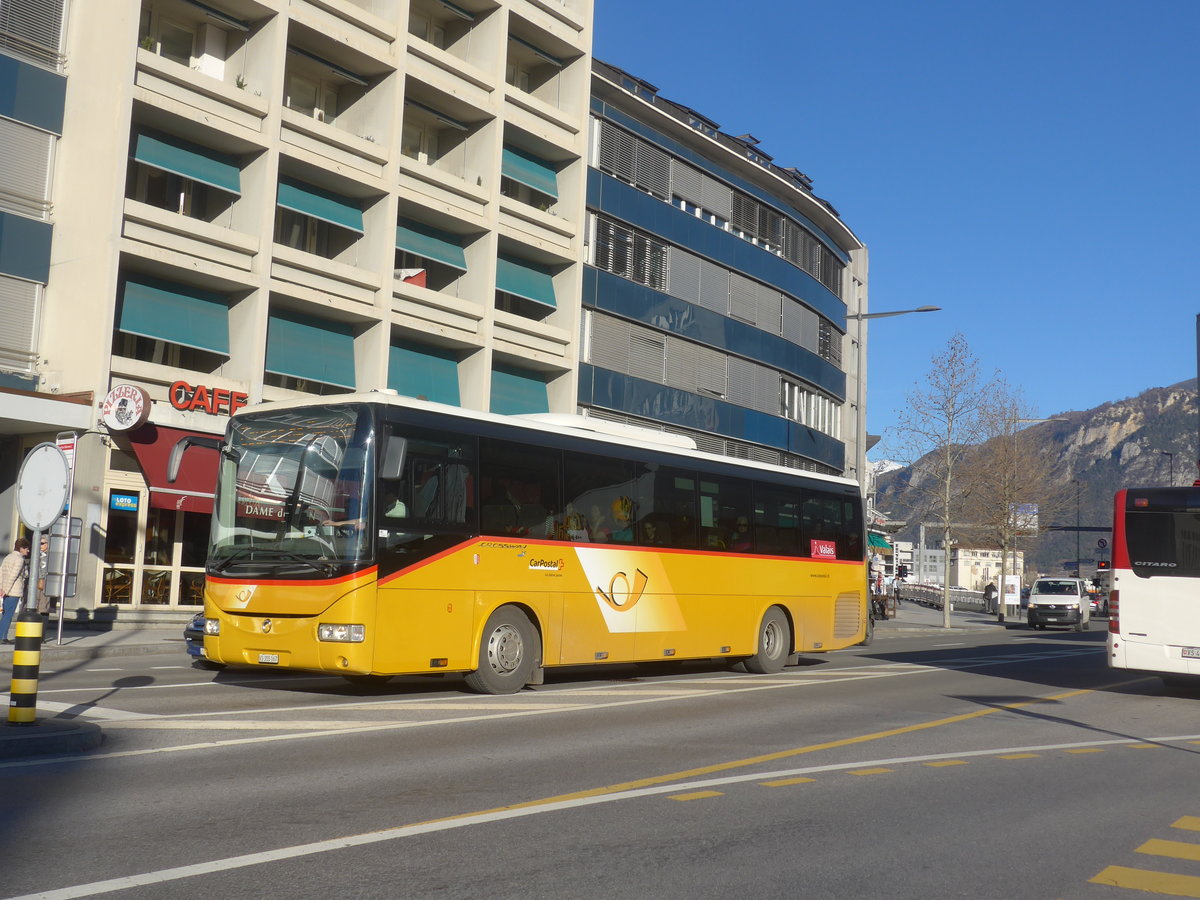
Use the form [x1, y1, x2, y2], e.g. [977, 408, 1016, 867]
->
[760, 776, 816, 787]
[466, 687, 1096, 816]
[1138, 839, 1200, 862]
[1065, 748, 1104, 754]
[998, 753, 1040, 760]
[668, 790, 723, 802]
[849, 767, 893, 776]
[1129, 743, 1161, 749]
[1090, 865, 1200, 896]
[1174, 817, 1200, 832]
[924, 760, 967, 768]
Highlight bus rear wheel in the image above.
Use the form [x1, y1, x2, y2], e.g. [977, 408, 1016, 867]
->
[744, 607, 791, 674]
[465, 606, 538, 695]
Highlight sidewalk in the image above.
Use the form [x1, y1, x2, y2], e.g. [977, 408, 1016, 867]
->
[873, 598, 1006, 635]
[0, 623, 183, 759]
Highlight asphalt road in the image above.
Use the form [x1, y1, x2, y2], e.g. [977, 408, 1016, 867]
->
[1, 626, 1197, 900]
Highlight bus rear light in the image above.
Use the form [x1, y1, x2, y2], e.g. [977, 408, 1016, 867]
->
[318, 623, 365, 643]
[1108, 590, 1119, 634]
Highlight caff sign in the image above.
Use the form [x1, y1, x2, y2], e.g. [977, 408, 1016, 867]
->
[100, 384, 151, 432]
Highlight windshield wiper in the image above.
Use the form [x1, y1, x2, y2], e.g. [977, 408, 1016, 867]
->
[260, 549, 337, 577]
[210, 547, 254, 574]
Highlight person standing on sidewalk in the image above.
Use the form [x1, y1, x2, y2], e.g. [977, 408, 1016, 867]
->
[0, 537, 31, 644]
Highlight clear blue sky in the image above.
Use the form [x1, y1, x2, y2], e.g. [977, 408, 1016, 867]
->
[592, 0, 1199, 455]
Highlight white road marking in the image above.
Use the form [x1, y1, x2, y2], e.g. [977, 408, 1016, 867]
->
[12, 730, 1199, 900]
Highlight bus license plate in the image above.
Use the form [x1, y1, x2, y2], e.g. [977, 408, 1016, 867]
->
[258, 653, 280, 664]
[1182, 648, 1200, 659]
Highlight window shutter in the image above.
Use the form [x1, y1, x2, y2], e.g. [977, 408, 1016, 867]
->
[701, 174, 731, 219]
[598, 122, 636, 184]
[726, 355, 756, 406]
[728, 272, 757, 325]
[0, 118, 52, 218]
[672, 160, 703, 206]
[694, 343, 727, 398]
[628, 330, 665, 383]
[664, 335, 696, 393]
[668, 247, 700, 302]
[0, 274, 38, 372]
[696, 259, 728, 314]
[588, 313, 631, 372]
[757, 283, 781, 335]
[635, 141, 671, 199]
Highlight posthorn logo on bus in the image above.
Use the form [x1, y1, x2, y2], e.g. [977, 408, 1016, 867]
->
[529, 557, 565, 571]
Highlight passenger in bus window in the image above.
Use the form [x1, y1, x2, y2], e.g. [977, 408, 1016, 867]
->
[610, 496, 634, 543]
[587, 504, 611, 543]
[727, 517, 752, 552]
[641, 519, 668, 546]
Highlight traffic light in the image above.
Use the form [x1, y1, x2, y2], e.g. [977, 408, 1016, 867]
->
[1097, 560, 1110, 571]
[897, 564, 908, 578]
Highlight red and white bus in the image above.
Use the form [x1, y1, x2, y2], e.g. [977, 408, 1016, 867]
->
[1107, 485, 1200, 688]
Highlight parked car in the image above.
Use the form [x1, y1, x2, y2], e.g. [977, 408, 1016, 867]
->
[184, 612, 223, 669]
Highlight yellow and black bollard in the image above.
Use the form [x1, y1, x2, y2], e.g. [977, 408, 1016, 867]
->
[8, 608, 44, 725]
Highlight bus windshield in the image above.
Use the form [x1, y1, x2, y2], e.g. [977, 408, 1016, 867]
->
[1124, 488, 1200, 579]
[209, 404, 374, 577]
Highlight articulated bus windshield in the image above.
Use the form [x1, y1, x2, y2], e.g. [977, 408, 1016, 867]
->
[1124, 487, 1200, 579]
[209, 404, 375, 577]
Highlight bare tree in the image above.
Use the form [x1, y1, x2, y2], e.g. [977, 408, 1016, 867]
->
[889, 334, 996, 627]
[958, 385, 1070, 623]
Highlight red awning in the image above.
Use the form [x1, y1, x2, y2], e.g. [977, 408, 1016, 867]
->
[126, 424, 220, 514]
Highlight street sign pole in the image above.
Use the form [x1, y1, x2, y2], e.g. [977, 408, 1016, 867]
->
[11, 443, 70, 725]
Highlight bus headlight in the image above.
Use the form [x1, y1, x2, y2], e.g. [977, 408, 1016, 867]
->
[318, 623, 365, 643]
[204, 618, 220, 635]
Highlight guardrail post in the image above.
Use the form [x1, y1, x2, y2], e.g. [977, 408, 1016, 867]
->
[8, 609, 44, 725]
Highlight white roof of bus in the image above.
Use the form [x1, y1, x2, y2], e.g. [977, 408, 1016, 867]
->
[233, 390, 860, 492]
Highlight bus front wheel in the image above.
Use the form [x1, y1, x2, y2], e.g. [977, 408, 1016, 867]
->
[465, 606, 538, 695]
[744, 607, 791, 675]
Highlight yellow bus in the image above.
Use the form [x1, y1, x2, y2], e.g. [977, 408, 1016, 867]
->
[176, 393, 869, 693]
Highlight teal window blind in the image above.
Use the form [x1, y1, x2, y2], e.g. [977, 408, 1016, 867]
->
[131, 130, 241, 194]
[388, 339, 460, 405]
[277, 177, 363, 234]
[490, 363, 548, 414]
[395, 219, 467, 271]
[496, 254, 555, 308]
[501, 146, 558, 199]
[265, 311, 356, 387]
[119, 275, 229, 354]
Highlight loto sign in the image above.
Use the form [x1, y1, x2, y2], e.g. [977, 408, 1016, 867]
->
[169, 381, 248, 417]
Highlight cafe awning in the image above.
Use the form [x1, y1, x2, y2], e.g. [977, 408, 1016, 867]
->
[868, 533, 892, 551]
[127, 424, 220, 514]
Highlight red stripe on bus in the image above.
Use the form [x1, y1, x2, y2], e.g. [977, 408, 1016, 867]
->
[1111, 489, 1129, 569]
[206, 568, 377, 588]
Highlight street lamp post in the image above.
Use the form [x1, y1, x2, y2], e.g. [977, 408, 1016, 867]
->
[1160, 451, 1174, 486]
[846, 305, 941, 490]
[1074, 478, 1081, 579]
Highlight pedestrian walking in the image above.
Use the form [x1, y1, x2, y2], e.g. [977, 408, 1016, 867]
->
[0, 537, 31, 644]
[983, 581, 998, 615]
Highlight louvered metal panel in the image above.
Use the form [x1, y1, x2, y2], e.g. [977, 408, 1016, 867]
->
[755, 366, 781, 415]
[833, 593, 863, 639]
[635, 141, 671, 199]
[701, 174, 731, 219]
[0, 118, 52, 218]
[783, 300, 819, 352]
[663, 335, 696, 394]
[597, 122, 636, 184]
[671, 160, 703, 206]
[635, 233, 668, 291]
[726, 355, 756, 406]
[696, 259, 729, 314]
[0, 0, 65, 68]
[0, 274, 39, 371]
[694, 343, 727, 398]
[728, 272, 757, 325]
[668, 247, 700, 302]
[731, 193, 757, 235]
[757, 284, 781, 335]
[628, 330, 666, 383]
[588, 313, 631, 372]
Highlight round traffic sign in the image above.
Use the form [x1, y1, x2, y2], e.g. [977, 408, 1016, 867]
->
[17, 442, 70, 530]
[1097, 538, 1108, 549]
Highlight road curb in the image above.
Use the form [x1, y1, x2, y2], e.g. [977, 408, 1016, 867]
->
[0, 719, 103, 760]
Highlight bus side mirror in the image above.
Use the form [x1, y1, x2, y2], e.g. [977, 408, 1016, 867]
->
[168, 435, 224, 483]
[381, 435, 407, 480]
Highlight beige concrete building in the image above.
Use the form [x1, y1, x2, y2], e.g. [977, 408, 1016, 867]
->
[1, 0, 593, 622]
